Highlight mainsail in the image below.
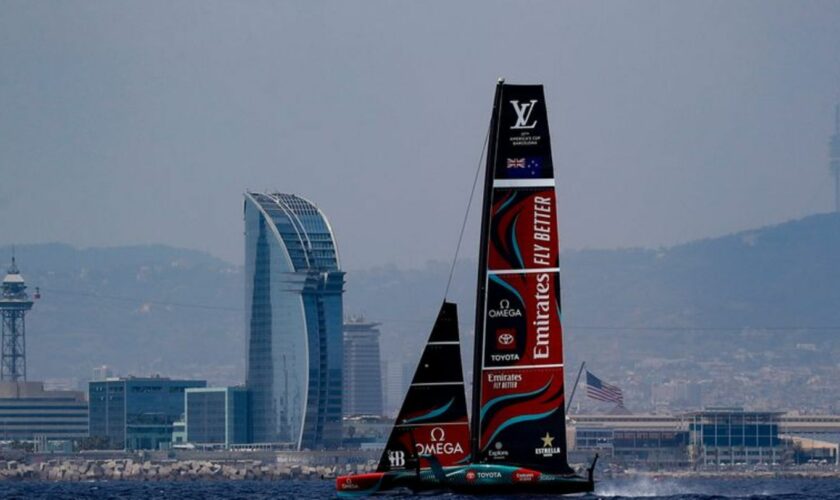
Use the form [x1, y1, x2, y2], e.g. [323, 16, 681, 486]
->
[471, 83, 573, 474]
[378, 301, 471, 472]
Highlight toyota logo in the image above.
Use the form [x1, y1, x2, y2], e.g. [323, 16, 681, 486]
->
[498, 333, 515, 345]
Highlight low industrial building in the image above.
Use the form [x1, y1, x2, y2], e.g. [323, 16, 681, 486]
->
[0, 381, 88, 443]
[184, 386, 249, 448]
[88, 376, 206, 450]
[685, 407, 785, 467]
[571, 414, 689, 468]
[570, 408, 840, 469]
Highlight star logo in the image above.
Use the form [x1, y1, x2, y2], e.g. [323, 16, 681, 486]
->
[540, 432, 554, 447]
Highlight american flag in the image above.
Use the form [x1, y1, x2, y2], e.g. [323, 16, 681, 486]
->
[586, 370, 624, 405]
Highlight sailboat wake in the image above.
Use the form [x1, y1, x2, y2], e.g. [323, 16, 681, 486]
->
[596, 477, 706, 498]
[594, 477, 810, 499]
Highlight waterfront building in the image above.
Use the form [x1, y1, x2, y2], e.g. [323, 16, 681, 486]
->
[244, 192, 344, 449]
[0, 381, 87, 442]
[779, 413, 840, 443]
[88, 376, 206, 450]
[343, 317, 383, 417]
[612, 429, 690, 467]
[684, 407, 784, 467]
[570, 411, 840, 469]
[571, 413, 690, 468]
[185, 386, 249, 448]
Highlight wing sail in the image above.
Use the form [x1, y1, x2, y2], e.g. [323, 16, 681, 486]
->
[471, 83, 573, 474]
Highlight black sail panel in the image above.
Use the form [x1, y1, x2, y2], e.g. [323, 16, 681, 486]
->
[377, 302, 471, 472]
[471, 83, 573, 474]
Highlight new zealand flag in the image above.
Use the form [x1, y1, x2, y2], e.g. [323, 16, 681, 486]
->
[505, 157, 545, 178]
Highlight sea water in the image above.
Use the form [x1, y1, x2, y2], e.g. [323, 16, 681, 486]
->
[0, 478, 836, 499]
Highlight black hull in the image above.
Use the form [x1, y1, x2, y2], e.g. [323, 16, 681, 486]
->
[337, 457, 598, 497]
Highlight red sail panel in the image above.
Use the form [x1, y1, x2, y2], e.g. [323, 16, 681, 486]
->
[484, 271, 564, 368]
[473, 83, 573, 474]
[488, 189, 559, 272]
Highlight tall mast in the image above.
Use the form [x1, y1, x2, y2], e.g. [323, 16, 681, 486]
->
[470, 79, 505, 455]
[468, 82, 572, 473]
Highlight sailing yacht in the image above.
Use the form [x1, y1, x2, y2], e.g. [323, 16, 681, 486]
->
[336, 81, 596, 496]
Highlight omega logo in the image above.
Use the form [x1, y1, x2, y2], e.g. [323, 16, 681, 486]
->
[488, 299, 522, 319]
[415, 426, 464, 456]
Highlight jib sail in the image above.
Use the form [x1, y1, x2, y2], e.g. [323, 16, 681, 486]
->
[470, 82, 573, 475]
[378, 301, 471, 472]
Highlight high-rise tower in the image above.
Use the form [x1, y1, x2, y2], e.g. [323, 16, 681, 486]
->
[342, 317, 384, 417]
[830, 104, 840, 213]
[244, 192, 344, 449]
[0, 257, 34, 381]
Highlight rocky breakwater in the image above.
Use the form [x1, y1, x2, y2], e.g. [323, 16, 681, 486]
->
[0, 459, 378, 481]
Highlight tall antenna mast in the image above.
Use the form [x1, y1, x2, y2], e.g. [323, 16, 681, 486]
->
[0, 254, 34, 381]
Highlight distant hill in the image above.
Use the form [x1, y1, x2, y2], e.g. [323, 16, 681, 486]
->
[0, 243, 243, 386]
[1, 212, 839, 406]
[347, 212, 840, 361]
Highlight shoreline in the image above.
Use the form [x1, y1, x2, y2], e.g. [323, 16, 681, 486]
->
[0, 458, 377, 481]
[0, 457, 836, 482]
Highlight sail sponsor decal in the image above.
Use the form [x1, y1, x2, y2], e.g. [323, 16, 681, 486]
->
[494, 86, 554, 179]
[488, 440, 509, 460]
[385, 423, 470, 470]
[506, 95, 542, 147]
[487, 298, 522, 319]
[387, 450, 406, 468]
[535, 432, 564, 457]
[483, 271, 563, 367]
[512, 468, 541, 483]
[336, 473, 384, 493]
[465, 469, 503, 483]
[510, 99, 538, 130]
[413, 425, 469, 458]
[488, 189, 558, 271]
[495, 329, 517, 350]
[477, 367, 567, 464]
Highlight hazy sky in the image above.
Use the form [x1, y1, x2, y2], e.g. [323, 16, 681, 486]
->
[2, 1, 839, 270]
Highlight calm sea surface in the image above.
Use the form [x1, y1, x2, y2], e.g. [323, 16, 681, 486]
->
[0, 478, 836, 499]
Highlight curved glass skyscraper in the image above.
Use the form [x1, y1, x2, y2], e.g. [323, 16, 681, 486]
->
[244, 192, 344, 449]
